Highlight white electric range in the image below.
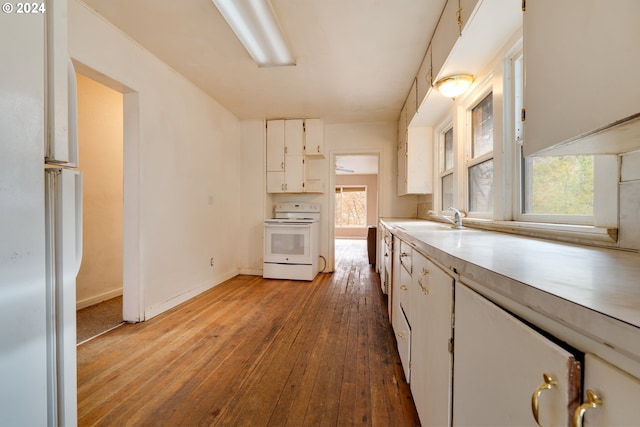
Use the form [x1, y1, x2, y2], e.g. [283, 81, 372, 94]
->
[263, 202, 320, 281]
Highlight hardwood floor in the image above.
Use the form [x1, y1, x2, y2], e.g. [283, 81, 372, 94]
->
[77, 239, 420, 426]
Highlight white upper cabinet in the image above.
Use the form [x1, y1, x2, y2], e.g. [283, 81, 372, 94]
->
[266, 119, 304, 193]
[431, 0, 460, 82]
[303, 119, 324, 158]
[398, 125, 433, 196]
[523, 0, 640, 156]
[416, 45, 432, 110]
[266, 119, 285, 172]
[405, 79, 417, 123]
[284, 119, 303, 157]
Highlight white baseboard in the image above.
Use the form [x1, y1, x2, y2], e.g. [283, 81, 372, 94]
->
[239, 268, 262, 276]
[144, 269, 239, 320]
[76, 288, 123, 310]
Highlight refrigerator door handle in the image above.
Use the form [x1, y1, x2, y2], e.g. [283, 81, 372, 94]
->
[74, 170, 83, 274]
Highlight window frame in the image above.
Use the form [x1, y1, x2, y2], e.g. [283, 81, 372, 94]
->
[438, 124, 455, 211]
[463, 81, 495, 219]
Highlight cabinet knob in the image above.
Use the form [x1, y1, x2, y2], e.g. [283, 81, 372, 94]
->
[531, 373, 557, 427]
[573, 390, 602, 427]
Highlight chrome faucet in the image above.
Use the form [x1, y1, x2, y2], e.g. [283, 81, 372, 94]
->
[427, 207, 466, 229]
[447, 207, 466, 229]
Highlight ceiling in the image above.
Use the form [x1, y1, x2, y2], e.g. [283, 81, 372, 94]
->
[77, 0, 447, 123]
[335, 155, 379, 175]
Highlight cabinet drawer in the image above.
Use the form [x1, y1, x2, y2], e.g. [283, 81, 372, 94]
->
[398, 266, 412, 323]
[399, 240, 412, 274]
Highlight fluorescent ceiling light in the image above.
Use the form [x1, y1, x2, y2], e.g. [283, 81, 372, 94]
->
[212, 0, 296, 67]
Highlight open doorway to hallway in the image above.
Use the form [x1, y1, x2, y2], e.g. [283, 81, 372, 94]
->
[75, 73, 124, 343]
[334, 154, 379, 267]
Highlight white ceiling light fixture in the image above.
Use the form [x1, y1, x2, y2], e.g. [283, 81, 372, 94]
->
[434, 74, 474, 99]
[212, 0, 296, 67]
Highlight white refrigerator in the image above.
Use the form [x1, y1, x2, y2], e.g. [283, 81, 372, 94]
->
[1, 2, 81, 425]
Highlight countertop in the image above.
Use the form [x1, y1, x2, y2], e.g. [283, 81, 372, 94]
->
[380, 218, 640, 364]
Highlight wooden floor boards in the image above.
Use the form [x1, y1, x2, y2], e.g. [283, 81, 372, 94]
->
[77, 239, 420, 426]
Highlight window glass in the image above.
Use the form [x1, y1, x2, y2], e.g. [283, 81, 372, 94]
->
[335, 186, 367, 226]
[444, 128, 454, 171]
[523, 155, 594, 215]
[472, 93, 493, 157]
[469, 159, 493, 213]
[441, 173, 454, 210]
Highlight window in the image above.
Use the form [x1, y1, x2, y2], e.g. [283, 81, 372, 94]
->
[335, 186, 367, 227]
[468, 92, 494, 215]
[441, 127, 454, 210]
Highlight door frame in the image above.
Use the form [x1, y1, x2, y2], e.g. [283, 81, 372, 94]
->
[72, 60, 143, 322]
[329, 150, 381, 271]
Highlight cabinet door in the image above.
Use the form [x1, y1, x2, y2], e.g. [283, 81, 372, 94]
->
[284, 155, 304, 193]
[398, 264, 412, 324]
[416, 45, 432, 110]
[266, 171, 285, 193]
[431, 0, 460, 82]
[578, 354, 640, 426]
[266, 120, 285, 172]
[411, 253, 454, 427]
[406, 127, 433, 195]
[453, 283, 581, 427]
[523, 0, 640, 155]
[406, 79, 417, 124]
[304, 119, 324, 157]
[284, 119, 303, 157]
[395, 304, 411, 383]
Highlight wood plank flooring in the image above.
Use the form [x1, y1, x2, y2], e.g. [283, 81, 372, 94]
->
[77, 239, 420, 426]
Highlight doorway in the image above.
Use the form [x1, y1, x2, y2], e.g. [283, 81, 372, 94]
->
[75, 73, 124, 343]
[333, 154, 379, 266]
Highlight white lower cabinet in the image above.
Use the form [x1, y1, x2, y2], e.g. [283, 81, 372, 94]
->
[453, 282, 581, 427]
[410, 252, 454, 427]
[382, 227, 640, 427]
[579, 353, 640, 426]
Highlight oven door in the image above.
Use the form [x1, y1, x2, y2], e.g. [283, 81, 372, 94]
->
[264, 222, 312, 264]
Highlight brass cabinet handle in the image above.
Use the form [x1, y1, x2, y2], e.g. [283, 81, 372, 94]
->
[531, 373, 557, 426]
[417, 267, 429, 294]
[573, 390, 602, 427]
[400, 252, 408, 258]
[400, 285, 408, 291]
[397, 330, 406, 339]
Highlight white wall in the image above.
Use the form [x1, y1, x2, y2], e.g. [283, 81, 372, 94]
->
[76, 73, 124, 308]
[69, 0, 243, 319]
[238, 120, 266, 275]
